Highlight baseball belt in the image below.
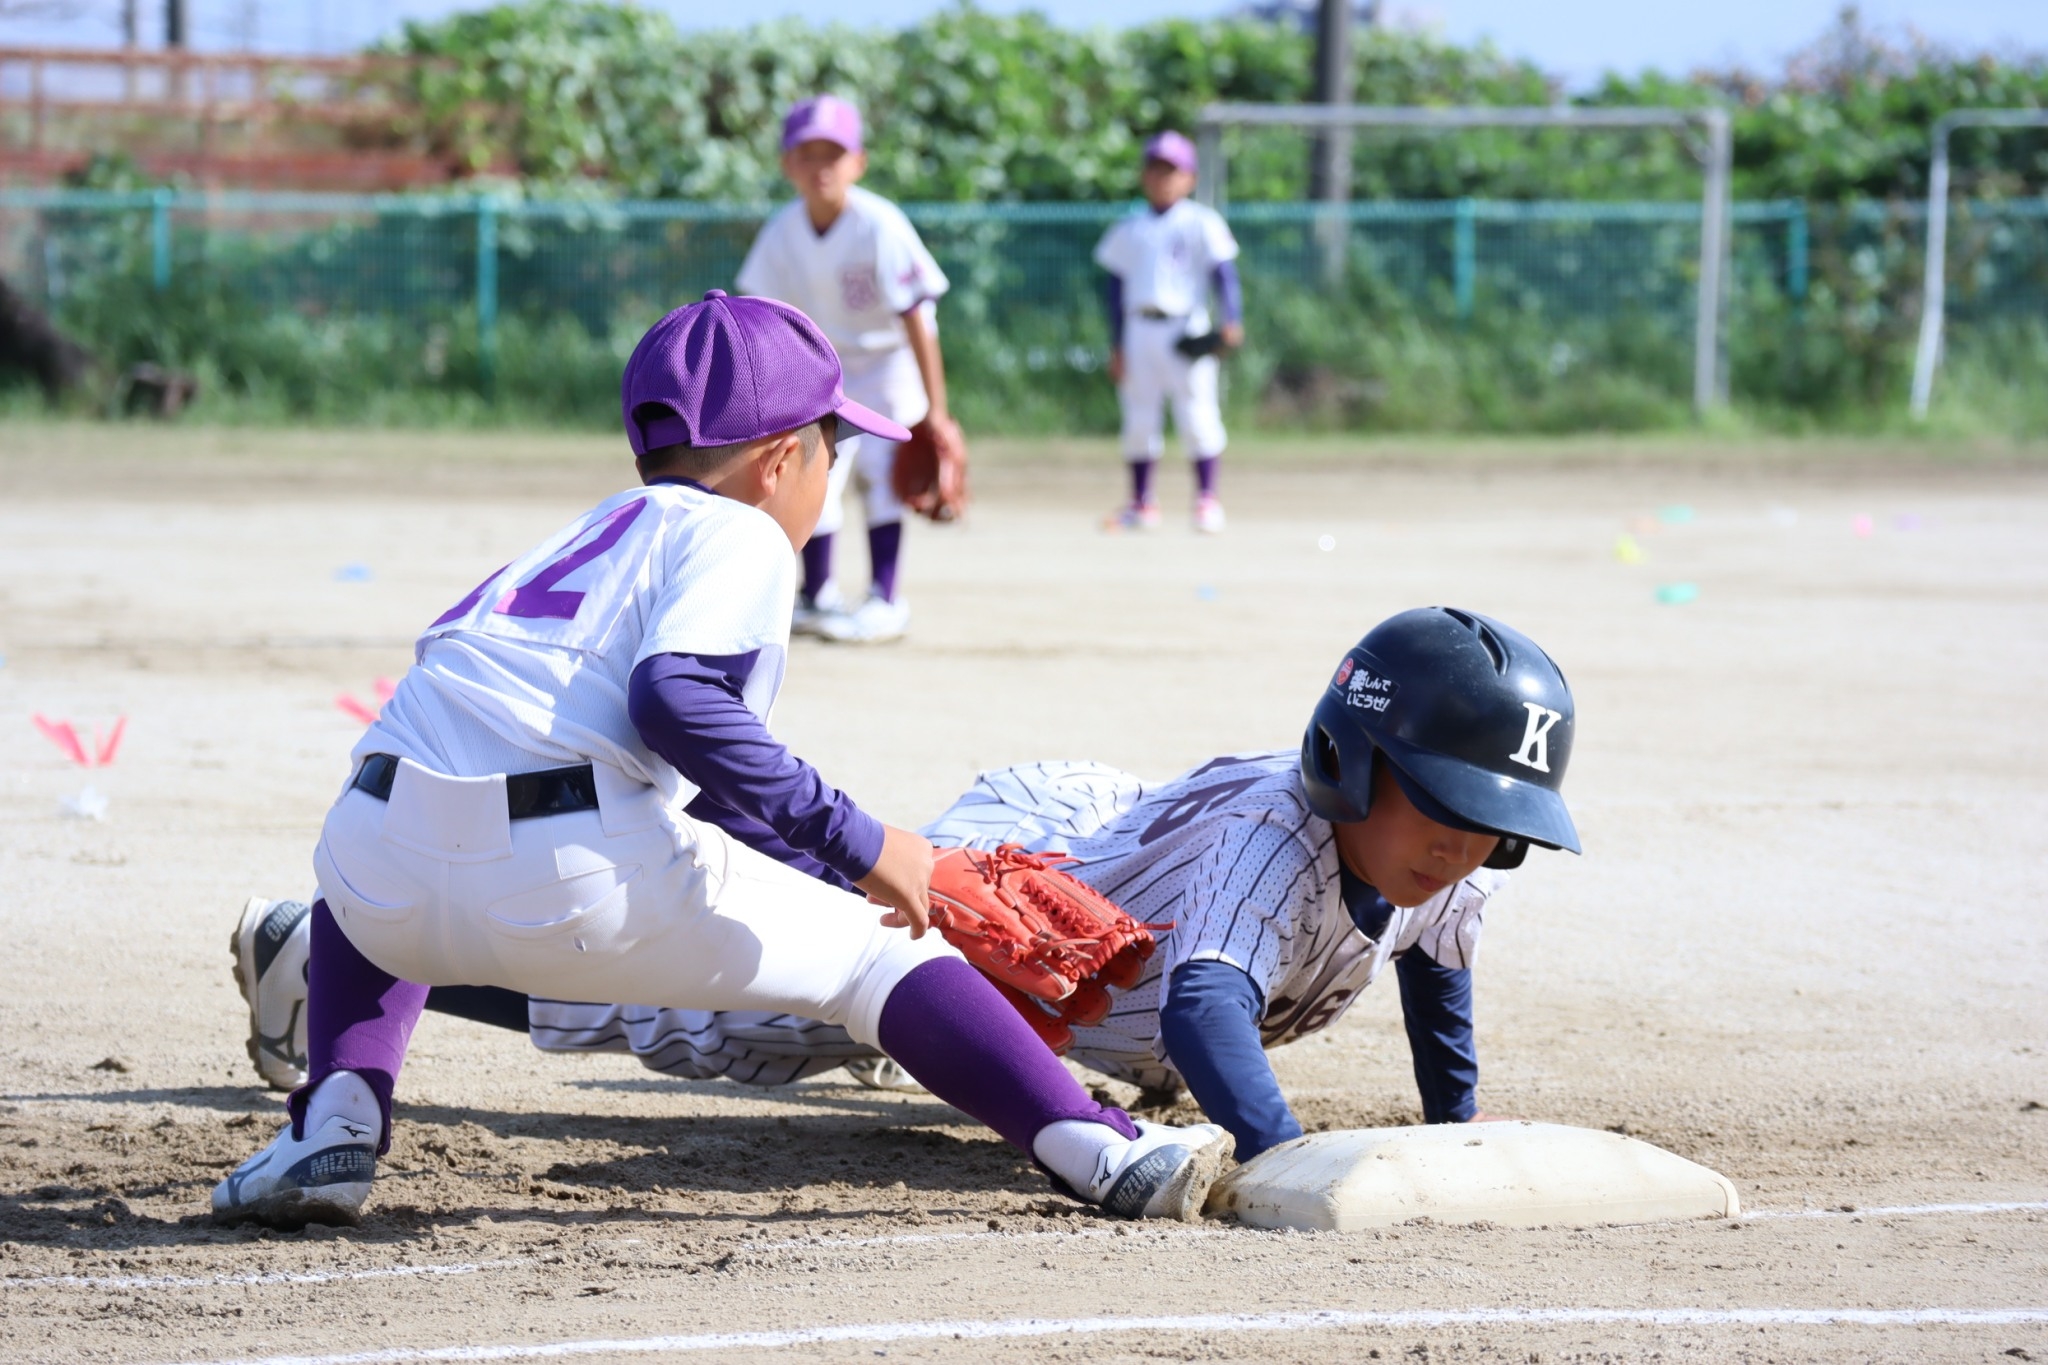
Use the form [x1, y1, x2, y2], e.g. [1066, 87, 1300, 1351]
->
[1135, 306, 1184, 321]
[352, 753, 601, 820]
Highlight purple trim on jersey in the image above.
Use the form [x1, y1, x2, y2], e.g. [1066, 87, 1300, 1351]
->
[866, 520, 902, 602]
[1212, 261, 1243, 327]
[627, 651, 885, 883]
[1102, 274, 1125, 348]
[801, 532, 834, 600]
[646, 476, 712, 493]
[877, 957, 1138, 1154]
[288, 900, 427, 1155]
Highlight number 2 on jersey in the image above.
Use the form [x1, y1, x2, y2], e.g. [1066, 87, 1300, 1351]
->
[430, 499, 647, 628]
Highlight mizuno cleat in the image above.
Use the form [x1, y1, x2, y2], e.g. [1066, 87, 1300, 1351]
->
[229, 896, 312, 1091]
[1088, 1119, 1234, 1221]
[211, 1115, 378, 1229]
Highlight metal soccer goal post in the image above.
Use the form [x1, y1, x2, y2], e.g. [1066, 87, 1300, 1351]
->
[1192, 104, 1735, 415]
[1908, 108, 2048, 420]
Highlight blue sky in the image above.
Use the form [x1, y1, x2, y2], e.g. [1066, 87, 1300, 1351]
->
[3, 0, 2042, 87]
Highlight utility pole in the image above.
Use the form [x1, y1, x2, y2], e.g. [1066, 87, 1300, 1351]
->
[1309, 0, 1359, 280]
[121, 0, 139, 101]
[165, 0, 187, 103]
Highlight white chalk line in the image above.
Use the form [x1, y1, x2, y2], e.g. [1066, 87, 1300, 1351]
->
[1745, 1199, 2048, 1221]
[9, 1198, 2043, 1294]
[0, 1259, 523, 1293]
[156, 1305, 2048, 1365]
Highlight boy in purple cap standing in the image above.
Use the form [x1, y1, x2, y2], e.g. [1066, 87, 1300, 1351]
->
[209, 291, 1231, 1230]
[1094, 131, 1243, 534]
[737, 94, 961, 644]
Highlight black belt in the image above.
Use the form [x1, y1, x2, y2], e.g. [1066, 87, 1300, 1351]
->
[352, 753, 601, 821]
[1136, 306, 1185, 321]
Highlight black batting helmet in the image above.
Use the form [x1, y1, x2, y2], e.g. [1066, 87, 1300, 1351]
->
[1299, 607, 1579, 870]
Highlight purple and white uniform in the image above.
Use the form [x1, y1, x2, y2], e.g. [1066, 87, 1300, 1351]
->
[315, 478, 953, 1042]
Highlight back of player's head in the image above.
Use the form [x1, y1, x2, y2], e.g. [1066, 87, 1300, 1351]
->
[621, 290, 908, 463]
[1298, 607, 1579, 869]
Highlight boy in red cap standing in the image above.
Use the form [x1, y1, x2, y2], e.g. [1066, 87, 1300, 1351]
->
[1095, 131, 1243, 534]
[737, 95, 961, 644]
[209, 291, 1231, 1230]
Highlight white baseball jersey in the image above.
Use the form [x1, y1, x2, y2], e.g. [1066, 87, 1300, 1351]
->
[365, 482, 794, 810]
[1092, 199, 1239, 322]
[736, 185, 949, 425]
[525, 753, 1502, 1092]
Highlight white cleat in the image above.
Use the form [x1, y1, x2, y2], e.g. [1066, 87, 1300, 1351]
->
[1086, 1120, 1235, 1221]
[817, 592, 909, 645]
[1193, 495, 1226, 535]
[1104, 501, 1162, 532]
[791, 581, 845, 638]
[230, 896, 312, 1091]
[843, 1057, 925, 1092]
[211, 1115, 377, 1229]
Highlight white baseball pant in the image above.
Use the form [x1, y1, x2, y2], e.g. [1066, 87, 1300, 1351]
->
[812, 432, 904, 537]
[312, 758, 954, 1047]
[1119, 315, 1227, 460]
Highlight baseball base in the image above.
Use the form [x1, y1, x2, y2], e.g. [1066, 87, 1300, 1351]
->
[1205, 1122, 1740, 1232]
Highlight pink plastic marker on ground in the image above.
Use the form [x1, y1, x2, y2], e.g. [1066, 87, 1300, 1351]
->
[32, 715, 89, 766]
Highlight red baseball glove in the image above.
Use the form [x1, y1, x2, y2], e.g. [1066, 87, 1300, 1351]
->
[890, 417, 969, 522]
[926, 844, 1169, 1055]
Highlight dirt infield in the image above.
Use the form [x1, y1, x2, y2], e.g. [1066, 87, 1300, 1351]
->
[0, 426, 2043, 1363]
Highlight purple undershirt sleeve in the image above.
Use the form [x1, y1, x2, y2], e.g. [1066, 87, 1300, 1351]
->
[627, 651, 885, 885]
[1103, 273, 1125, 348]
[1212, 261, 1243, 328]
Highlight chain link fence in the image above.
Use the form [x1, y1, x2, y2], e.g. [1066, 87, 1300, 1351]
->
[4, 188, 2045, 430]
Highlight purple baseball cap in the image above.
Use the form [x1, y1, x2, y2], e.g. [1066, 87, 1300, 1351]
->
[1143, 130, 1198, 174]
[621, 290, 910, 457]
[782, 95, 863, 154]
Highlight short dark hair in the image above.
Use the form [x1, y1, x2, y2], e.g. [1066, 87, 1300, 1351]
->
[635, 414, 827, 481]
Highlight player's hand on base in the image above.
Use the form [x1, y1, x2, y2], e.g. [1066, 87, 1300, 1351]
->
[1220, 323, 1244, 351]
[1107, 348, 1125, 385]
[859, 824, 935, 939]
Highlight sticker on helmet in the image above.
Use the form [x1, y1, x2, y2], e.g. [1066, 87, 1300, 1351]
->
[1510, 703, 1564, 772]
[1334, 658, 1354, 687]
[1342, 665, 1398, 714]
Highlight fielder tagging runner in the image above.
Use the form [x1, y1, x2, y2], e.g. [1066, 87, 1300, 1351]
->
[236, 609, 1578, 1165]
[211, 291, 1232, 1230]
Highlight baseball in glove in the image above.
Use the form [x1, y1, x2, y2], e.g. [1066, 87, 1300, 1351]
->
[926, 844, 1169, 1055]
[889, 417, 969, 522]
[1173, 330, 1229, 360]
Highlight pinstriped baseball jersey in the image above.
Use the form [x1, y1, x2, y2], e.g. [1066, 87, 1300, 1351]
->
[524, 752, 1502, 1092]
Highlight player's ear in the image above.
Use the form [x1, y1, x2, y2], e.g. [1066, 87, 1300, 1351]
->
[757, 430, 805, 494]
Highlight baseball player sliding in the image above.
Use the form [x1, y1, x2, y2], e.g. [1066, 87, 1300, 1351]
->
[211, 291, 1232, 1231]
[1095, 131, 1243, 534]
[236, 610, 1579, 1165]
[736, 95, 963, 644]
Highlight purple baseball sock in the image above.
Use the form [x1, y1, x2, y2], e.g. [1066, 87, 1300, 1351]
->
[1193, 455, 1220, 498]
[876, 957, 1136, 1153]
[867, 521, 903, 603]
[1128, 457, 1156, 507]
[801, 532, 834, 602]
[285, 900, 428, 1154]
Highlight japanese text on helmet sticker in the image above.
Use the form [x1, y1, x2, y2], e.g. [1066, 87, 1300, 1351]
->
[1341, 663, 1398, 714]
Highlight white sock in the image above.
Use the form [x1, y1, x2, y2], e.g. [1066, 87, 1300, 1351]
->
[1031, 1119, 1132, 1199]
[302, 1070, 380, 1139]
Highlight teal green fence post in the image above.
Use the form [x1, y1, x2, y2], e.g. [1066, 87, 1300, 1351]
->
[1786, 199, 1809, 303]
[476, 196, 499, 399]
[1453, 198, 1476, 322]
[150, 188, 172, 292]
